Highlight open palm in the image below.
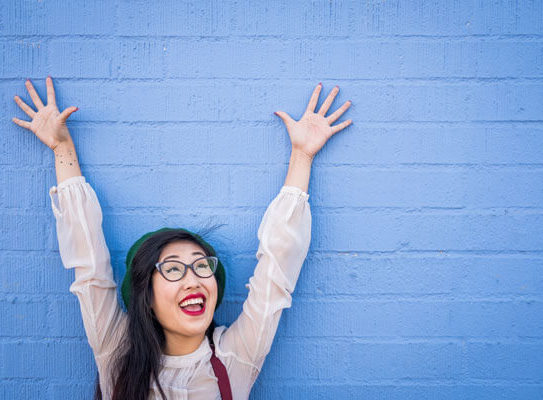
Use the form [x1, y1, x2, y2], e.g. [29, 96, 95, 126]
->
[12, 77, 78, 151]
[274, 83, 352, 159]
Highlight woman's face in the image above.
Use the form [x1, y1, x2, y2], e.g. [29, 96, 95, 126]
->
[151, 240, 218, 344]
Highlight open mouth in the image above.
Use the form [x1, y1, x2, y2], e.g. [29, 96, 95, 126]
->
[179, 296, 206, 316]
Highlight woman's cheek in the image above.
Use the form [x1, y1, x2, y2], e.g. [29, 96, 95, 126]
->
[153, 281, 177, 323]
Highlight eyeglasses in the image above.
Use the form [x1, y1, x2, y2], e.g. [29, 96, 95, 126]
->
[155, 256, 218, 282]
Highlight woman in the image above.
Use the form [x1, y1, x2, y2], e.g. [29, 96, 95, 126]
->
[12, 77, 352, 399]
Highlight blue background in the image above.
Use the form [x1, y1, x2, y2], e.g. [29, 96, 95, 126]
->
[2, 1, 543, 399]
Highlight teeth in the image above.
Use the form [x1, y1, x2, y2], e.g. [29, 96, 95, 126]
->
[179, 297, 204, 308]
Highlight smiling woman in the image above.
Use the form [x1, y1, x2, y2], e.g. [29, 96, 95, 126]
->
[12, 77, 352, 400]
[104, 228, 230, 399]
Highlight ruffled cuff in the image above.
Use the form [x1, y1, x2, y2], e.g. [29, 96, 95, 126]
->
[49, 175, 87, 218]
[280, 185, 309, 201]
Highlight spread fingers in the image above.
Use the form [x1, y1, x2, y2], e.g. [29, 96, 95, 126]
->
[330, 119, 352, 135]
[46, 76, 57, 107]
[12, 117, 32, 130]
[326, 100, 352, 125]
[305, 83, 322, 114]
[318, 85, 339, 116]
[13, 95, 36, 118]
[25, 79, 45, 109]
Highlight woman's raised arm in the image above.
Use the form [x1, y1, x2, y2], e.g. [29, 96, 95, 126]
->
[217, 83, 352, 391]
[12, 76, 81, 185]
[12, 77, 128, 363]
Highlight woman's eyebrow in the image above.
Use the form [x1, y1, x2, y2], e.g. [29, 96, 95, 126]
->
[163, 251, 205, 261]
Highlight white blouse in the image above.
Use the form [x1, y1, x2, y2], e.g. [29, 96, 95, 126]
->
[49, 175, 312, 400]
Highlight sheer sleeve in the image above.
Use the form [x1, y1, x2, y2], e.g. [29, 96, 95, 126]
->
[49, 176, 128, 359]
[218, 185, 312, 373]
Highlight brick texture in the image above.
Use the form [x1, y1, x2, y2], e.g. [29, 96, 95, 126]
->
[2, 0, 543, 399]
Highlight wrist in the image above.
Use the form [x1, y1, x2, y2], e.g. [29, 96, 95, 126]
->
[52, 138, 75, 153]
[290, 150, 314, 165]
[284, 151, 312, 193]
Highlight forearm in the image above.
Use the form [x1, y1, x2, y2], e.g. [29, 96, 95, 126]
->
[53, 137, 82, 185]
[283, 151, 313, 193]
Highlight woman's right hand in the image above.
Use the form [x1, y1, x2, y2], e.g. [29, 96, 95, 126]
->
[12, 76, 78, 151]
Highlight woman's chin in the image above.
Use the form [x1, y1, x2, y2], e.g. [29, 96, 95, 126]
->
[177, 314, 211, 333]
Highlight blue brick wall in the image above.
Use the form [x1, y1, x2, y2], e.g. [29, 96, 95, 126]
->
[2, 0, 543, 399]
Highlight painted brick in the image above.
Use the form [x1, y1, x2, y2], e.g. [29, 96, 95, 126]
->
[47, 40, 115, 78]
[465, 342, 543, 380]
[0, 40, 47, 78]
[312, 213, 543, 252]
[318, 126, 543, 165]
[48, 382, 95, 400]
[86, 166, 230, 209]
[0, 382, 46, 399]
[0, 214, 47, 251]
[116, 81, 543, 122]
[57, 123, 288, 167]
[2, 0, 116, 35]
[0, 298, 48, 337]
[116, 0, 543, 37]
[257, 340, 463, 381]
[282, 300, 543, 338]
[345, 342, 464, 380]
[232, 166, 543, 208]
[1, 169, 46, 209]
[116, 0, 232, 36]
[48, 297, 87, 338]
[295, 254, 543, 297]
[2, 1, 543, 399]
[0, 254, 73, 294]
[116, 40, 166, 78]
[250, 383, 357, 400]
[0, 341, 95, 379]
[0, 122, 45, 166]
[250, 385, 543, 400]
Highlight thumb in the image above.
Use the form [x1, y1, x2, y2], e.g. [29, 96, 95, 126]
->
[274, 111, 295, 129]
[59, 106, 78, 123]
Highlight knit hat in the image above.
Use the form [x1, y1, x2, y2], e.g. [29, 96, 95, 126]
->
[121, 227, 226, 311]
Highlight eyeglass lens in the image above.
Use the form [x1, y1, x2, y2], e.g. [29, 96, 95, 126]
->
[161, 257, 217, 281]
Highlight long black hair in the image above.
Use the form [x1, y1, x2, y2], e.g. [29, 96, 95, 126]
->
[93, 228, 221, 400]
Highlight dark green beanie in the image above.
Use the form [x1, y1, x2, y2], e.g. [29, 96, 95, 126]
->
[121, 227, 226, 311]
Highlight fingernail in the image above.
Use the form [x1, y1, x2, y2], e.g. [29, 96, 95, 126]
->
[318, 82, 322, 86]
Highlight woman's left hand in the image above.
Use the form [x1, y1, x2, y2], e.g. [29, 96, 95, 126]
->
[274, 83, 352, 160]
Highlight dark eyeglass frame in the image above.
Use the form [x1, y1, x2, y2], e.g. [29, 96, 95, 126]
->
[155, 256, 218, 282]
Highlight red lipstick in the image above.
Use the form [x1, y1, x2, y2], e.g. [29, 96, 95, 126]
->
[179, 292, 206, 316]
[179, 292, 206, 303]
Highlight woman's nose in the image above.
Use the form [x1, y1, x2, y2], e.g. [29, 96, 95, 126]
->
[181, 266, 201, 288]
